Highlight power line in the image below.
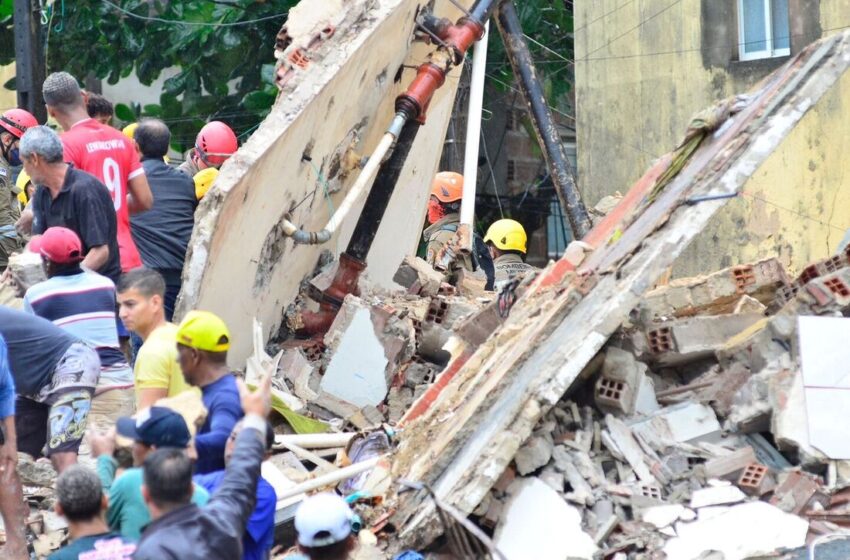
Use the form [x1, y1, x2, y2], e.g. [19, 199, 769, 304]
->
[522, 34, 574, 64]
[573, 0, 637, 34]
[579, 23, 850, 63]
[100, 0, 286, 27]
[581, 0, 686, 60]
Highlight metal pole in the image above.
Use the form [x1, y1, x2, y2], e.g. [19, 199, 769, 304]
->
[13, 0, 46, 122]
[460, 22, 489, 226]
[495, 0, 591, 238]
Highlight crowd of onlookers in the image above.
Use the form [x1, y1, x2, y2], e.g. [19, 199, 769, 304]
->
[0, 72, 366, 560]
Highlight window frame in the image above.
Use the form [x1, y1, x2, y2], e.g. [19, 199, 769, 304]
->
[737, 0, 791, 62]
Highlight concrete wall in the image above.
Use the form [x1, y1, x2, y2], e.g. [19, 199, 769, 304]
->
[575, 0, 850, 276]
[177, 0, 470, 365]
[0, 65, 15, 110]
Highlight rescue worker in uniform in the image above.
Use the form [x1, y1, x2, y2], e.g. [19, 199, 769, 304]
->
[422, 171, 494, 288]
[484, 218, 537, 291]
[0, 108, 38, 271]
[178, 121, 238, 177]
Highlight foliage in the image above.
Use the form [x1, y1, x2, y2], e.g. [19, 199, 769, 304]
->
[486, 0, 575, 115]
[3, 0, 295, 150]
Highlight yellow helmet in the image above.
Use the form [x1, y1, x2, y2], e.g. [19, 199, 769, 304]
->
[194, 167, 219, 200]
[15, 171, 32, 205]
[483, 219, 528, 253]
[122, 122, 138, 139]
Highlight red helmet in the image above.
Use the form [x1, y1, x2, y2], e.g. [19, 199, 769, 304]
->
[195, 121, 238, 168]
[0, 108, 38, 139]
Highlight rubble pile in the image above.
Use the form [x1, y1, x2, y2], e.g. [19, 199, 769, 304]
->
[270, 256, 485, 431]
[468, 254, 850, 559]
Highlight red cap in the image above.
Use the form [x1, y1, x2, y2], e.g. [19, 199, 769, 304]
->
[29, 227, 84, 264]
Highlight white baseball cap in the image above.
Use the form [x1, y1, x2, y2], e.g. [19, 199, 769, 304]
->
[295, 493, 354, 548]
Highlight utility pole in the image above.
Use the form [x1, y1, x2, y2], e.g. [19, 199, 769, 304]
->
[495, 0, 591, 239]
[13, 0, 46, 123]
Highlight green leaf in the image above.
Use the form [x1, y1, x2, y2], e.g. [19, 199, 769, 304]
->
[114, 103, 137, 122]
[241, 90, 276, 112]
[142, 104, 162, 116]
[3, 75, 15, 91]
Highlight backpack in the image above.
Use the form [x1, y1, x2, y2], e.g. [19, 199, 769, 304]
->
[439, 223, 495, 291]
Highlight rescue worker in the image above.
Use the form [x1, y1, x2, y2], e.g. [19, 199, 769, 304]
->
[0, 108, 38, 271]
[194, 167, 219, 200]
[122, 122, 139, 140]
[483, 218, 537, 291]
[422, 171, 494, 288]
[178, 121, 238, 177]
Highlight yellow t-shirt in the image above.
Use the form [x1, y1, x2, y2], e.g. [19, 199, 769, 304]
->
[134, 323, 195, 399]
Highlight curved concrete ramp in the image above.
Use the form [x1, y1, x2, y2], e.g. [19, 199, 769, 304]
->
[176, 0, 469, 364]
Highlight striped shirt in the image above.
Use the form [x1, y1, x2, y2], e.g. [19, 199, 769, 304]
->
[24, 271, 133, 387]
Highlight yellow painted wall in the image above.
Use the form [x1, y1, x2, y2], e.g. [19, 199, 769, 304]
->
[575, 0, 850, 276]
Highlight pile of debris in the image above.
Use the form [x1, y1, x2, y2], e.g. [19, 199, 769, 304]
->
[463, 254, 850, 559]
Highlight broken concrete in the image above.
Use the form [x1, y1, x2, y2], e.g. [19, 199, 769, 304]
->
[663, 501, 808, 560]
[319, 295, 414, 412]
[634, 313, 764, 366]
[391, 32, 850, 550]
[629, 402, 721, 446]
[636, 258, 788, 324]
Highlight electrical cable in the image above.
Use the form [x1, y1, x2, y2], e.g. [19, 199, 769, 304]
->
[573, 0, 637, 34]
[479, 127, 504, 218]
[100, 0, 285, 27]
[580, 23, 850, 63]
[581, 0, 686, 59]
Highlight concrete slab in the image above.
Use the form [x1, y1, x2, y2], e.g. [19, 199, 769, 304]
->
[320, 307, 388, 408]
[494, 478, 598, 560]
[175, 0, 470, 365]
[664, 502, 808, 560]
[629, 402, 721, 446]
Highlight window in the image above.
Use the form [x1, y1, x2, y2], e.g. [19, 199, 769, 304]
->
[738, 0, 790, 61]
[547, 198, 572, 259]
[507, 160, 516, 182]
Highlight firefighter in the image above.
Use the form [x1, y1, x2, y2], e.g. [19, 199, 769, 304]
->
[178, 121, 238, 177]
[483, 218, 537, 291]
[0, 108, 38, 270]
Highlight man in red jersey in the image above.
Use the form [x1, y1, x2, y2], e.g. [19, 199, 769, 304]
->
[42, 72, 153, 272]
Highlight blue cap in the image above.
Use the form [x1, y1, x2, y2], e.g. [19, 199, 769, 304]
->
[116, 407, 191, 448]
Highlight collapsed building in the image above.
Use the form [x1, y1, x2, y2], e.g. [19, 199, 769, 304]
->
[9, 0, 850, 558]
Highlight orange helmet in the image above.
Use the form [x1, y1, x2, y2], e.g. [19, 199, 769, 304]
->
[195, 121, 238, 168]
[0, 108, 38, 139]
[430, 171, 464, 203]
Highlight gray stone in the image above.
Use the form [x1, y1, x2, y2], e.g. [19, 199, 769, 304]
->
[17, 454, 56, 488]
[514, 436, 553, 475]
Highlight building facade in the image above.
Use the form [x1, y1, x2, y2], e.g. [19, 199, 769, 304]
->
[575, 0, 850, 276]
